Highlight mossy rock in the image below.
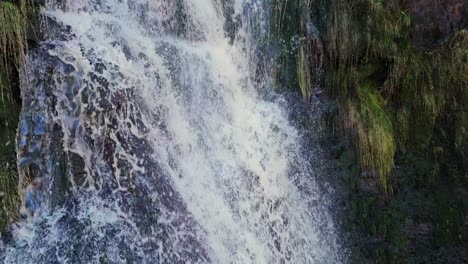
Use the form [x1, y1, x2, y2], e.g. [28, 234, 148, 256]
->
[0, 102, 20, 234]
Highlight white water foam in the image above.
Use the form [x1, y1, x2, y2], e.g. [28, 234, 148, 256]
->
[2, 1, 342, 263]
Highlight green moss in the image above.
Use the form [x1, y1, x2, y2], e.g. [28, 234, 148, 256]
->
[0, 0, 30, 234]
[316, 1, 467, 261]
[0, 168, 19, 233]
[270, 0, 323, 95]
[0, 0, 27, 85]
[454, 108, 468, 167]
[0, 93, 20, 233]
[297, 44, 312, 102]
[269, 0, 300, 90]
[339, 82, 396, 192]
[322, 0, 467, 191]
[356, 83, 395, 190]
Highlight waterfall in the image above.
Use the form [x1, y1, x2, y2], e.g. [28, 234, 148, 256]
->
[1, 0, 342, 263]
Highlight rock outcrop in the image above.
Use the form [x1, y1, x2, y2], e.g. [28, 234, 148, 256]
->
[403, 0, 467, 46]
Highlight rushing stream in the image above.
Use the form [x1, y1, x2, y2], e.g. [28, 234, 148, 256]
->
[1, 0, 342, 263]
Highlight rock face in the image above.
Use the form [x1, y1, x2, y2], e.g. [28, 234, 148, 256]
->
[403, 0, 467, 46]
[5, 18, 210, 263]
[3, 1, 346, 262]
[313, 0, 467, 262]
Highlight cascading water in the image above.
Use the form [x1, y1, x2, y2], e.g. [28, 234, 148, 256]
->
[1, 0, 342, 263]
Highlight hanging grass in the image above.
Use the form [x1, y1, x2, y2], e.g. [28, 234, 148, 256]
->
[0, 0, 27, 104]
[268, 0, 467, 191]
[0, 153, 20, 234]
[356, 83, 395, 191]
[0, 80, 20, 233]
[269, 0, 301, 91]
[0, 1, 27, 57]
[0, 0, 30, 233]
[322, 0, 468, 191]
[340, 82, 396, 192]
[297, 0, 468, 261]
[297, 44, 312, 102]
[0, 1, 27, 67]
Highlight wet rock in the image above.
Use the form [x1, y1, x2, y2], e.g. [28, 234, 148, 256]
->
[364, 236, 386, 250]
[402, 0, 467, 47]
[221, 0, 241, 43]
[301, 9, 324, 100]
[23, 179, 43, 217]
[404, 218, 433, 241]
[357, 171, 381, 195]
[6, 14, 210, 263]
